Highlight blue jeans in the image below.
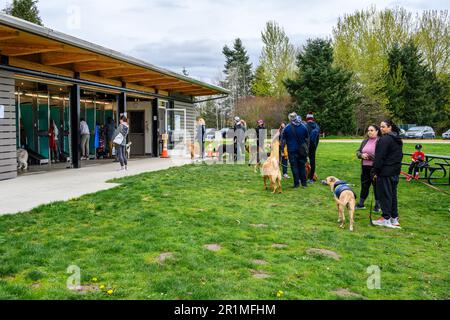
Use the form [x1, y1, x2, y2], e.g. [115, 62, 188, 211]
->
[288, 151, 307, 187]
[117, 145, 127, 167]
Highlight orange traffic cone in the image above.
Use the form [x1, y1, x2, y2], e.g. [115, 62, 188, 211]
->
[161, 134, 169, 159]
[207, 144, 213, 158]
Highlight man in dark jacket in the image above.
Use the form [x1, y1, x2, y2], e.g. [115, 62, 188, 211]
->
[305, 113, 320, 183]
[255, 119, 266, 165]
[372, 120, 403, 229]
[281, 113, 310, 188]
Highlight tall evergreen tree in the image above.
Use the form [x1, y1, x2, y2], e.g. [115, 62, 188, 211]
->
[221, 38, 253, 119]
[3, 0, 43, 26]
[222, 38, 253, 101]
[385, 40, 447, 126]
[285, 38, 360, 135]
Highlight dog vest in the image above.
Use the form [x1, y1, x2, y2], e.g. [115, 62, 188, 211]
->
[333, 181, 357, 199]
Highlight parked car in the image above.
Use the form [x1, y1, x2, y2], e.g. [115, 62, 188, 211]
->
[404, 126, 436, 139]
[205, 128, 217, 141]
[399, 129, 406, 138]
[443, 129, 450, 139]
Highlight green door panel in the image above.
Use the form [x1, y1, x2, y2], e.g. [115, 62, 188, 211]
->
[20, 103, 35, 151]
[38, 103, 49, 159]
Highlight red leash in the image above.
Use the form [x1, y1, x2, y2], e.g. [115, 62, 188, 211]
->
[401, 171, 450, 196]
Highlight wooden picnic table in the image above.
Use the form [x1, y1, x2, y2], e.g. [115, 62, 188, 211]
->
[403, 153, 450, 186]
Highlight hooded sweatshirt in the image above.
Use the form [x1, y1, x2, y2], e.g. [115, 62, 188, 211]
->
[372, 132, 404, 177]
[281, 119, 309, 154]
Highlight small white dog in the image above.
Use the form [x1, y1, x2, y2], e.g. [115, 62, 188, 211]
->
[17, 148, 29, 171]
[126, 142, 132, 159]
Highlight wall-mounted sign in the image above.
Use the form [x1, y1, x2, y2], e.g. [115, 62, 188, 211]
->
[0, 105, 4, 119]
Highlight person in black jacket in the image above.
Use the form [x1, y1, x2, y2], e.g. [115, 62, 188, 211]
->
[372, 120, 403, 229]
[255, 119, 266, 165]
[305, 113, 320, 183]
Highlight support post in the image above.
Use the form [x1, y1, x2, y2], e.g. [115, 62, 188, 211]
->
[118, 92, 127, 119]
[152, 98, 158, 157]
[70, 84, 81, 168]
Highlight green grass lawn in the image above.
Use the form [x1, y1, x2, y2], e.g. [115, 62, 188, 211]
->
[0, 143, 449, 300]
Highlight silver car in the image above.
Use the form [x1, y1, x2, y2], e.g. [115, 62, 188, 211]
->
[405, 126, 436, 139]
[443, 129, 450, 140]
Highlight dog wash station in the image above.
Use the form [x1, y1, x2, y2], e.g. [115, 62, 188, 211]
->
[0, 14, 228, 181]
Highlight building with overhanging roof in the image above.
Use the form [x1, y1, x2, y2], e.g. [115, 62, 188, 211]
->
[0, 13, 228, 180]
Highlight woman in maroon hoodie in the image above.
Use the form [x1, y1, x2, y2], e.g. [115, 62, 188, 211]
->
[356, 125, 381, 211]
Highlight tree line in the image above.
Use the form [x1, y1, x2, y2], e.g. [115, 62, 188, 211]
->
[198, 6, 449, 135]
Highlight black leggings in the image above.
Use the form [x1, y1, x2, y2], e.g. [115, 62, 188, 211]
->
[360, 165, 377, 203]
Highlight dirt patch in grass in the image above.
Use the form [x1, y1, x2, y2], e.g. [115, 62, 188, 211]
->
[331, 288, 366, 299]
[251, 224, 268, 228]
[251, 270, 270, 279]
[272, 244, 288, 249]
[204, 244, 222, 252]
[156, 252, 174, 263]
[71, 285, 99, 294]
[307, 248, 341, 261]
[251, 259, 268, 265]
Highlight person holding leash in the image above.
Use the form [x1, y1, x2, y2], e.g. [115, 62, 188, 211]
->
[371, 120, 403, 229]
[281, 113, 310, 188]
[356, 125, 381, 212]
[278, 122, 289, 179]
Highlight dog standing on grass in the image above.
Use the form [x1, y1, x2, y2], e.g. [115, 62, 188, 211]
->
[261, 139, 282, 194]
[324, 176, 357, 231]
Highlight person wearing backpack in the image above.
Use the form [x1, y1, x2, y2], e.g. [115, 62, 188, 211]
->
[281, 113, 310, 188]
[305, 113, 320, 183]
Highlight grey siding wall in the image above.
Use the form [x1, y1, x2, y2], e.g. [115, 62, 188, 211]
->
[0, 70, 16, 181]
[174, 100, 196, 142]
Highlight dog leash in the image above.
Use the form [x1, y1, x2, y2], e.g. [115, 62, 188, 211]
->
[400, 171, 450, 196]
[369, 190, 375, 226]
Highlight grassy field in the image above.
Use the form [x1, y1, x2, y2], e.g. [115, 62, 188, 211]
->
[0, 143, 449, 300]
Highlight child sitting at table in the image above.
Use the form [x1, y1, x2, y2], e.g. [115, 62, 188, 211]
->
[407, 144, 427, 181]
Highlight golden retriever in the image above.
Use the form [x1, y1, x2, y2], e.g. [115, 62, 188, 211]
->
[261, 140, 282, 194]
[324, 176, 356, 231]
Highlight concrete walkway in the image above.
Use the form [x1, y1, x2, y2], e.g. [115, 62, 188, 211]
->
[0, 157, 190, 216]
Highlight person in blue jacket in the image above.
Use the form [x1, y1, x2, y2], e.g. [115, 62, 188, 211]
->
[281, 112, 310, 188]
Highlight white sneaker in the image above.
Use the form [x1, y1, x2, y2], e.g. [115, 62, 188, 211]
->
[117, 167, 125, 172]
[372, 217, 392, 227]
[283, 174, 290, 179]
[390, 218, 401, 228]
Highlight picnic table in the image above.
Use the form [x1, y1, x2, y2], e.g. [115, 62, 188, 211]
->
[403, 153, 450, 186]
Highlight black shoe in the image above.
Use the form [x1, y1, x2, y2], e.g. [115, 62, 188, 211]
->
[293, 185, 300, 189]
[356, 204, 366, 210]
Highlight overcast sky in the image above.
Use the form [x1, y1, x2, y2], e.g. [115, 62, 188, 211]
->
[3, 0, 448, 84]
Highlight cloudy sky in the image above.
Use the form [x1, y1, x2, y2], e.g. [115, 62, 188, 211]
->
[2, 0, 447, 84]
